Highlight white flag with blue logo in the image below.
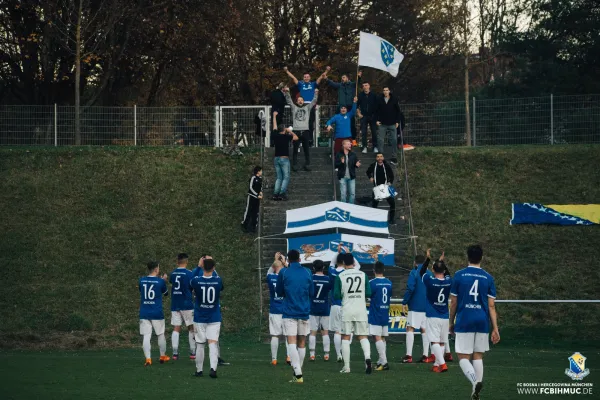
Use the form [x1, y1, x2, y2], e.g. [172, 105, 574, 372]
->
[358, 32, 404, 77]
[284, 201, 389, 234]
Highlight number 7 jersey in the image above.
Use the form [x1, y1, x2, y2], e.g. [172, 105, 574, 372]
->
[335, 268, 371, 322]
[450, 266, 496, 333]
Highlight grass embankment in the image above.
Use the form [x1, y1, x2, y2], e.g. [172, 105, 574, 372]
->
[0, 147, 260, 348]
[407, 145, 600, 339]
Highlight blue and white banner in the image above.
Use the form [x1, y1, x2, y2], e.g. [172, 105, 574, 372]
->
[287, 233, 395, 266]
[284, 201, 389, 235]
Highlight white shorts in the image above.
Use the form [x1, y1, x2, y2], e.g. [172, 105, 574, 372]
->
[139, 319, 165, 336]
[283, 318, 310, 337]
[455, 332, 490, 354]
[426, 317, 449, 343]
[406, 311, 426, 330]
[194, 322, 221, 343]
[171, 310, 194, 327]
[341, 321, 369, 336]
[269, 314, 283, 336]
[329, 305, 342, 332]
[310, 315, 330, 332]
[369, 324, 389, 337]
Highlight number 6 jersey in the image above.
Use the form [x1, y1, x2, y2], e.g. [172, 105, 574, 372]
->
[190, 274, 224, 323]
[334, 268, 372, 322]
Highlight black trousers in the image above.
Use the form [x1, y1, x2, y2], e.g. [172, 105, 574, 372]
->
[293, 130, 311, 166]
[242, 195, 260, 231]
[372, 195, 396, 223]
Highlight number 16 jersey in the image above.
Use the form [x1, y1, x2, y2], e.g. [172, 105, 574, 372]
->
[335, 268, 371, 322]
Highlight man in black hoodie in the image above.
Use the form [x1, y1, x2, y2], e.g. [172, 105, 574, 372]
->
[242, 166, 263, 233]
[366, 153, 396, 225]
[375, 87, 401, 164]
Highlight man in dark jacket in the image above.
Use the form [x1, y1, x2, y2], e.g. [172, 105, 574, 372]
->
[242, 166, 263, 233]
[335, 139, 361, 204]
[271, 83, 287, 130]
[326, 69, 362, 143]
[366, 153, 396, 224]
[357, 81, 378, 153]
[375, 87, 401, 164]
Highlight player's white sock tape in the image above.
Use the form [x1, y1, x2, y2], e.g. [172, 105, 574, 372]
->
[171, 331, 179, 354]
[298, 347, 306, 368]
[288, 344, 302, 376]
[322, 334, 331, 354]
[459, 358, 477, 385]
[431, 343, 444, 366]
[406, 331, 414, 356]
[309, 335, 316, 357]
[375, 340, 386, 364]
[271, 337, 279, 361]
[421, 331, 429, 356]
[196, 343, 205, 372]
[383, 341, 388, 364]
[158, 333, 167, 356]
[334, 334, 342, 357]
[342, 340, 351, 369]
[142, 334, 151, 359]
[360, 338, 371, 361]
[285, 337, 290, 357]
[473, 359, 484, 382]
[444, 335, 451, 352]
[209, 343, 219, 371]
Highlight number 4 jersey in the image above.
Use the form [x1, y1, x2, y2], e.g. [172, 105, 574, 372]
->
[190, 275, 224, 323]
[139, 276, 168, 320]
[335, 268, 372, 322]
[450, 266, 497, 333]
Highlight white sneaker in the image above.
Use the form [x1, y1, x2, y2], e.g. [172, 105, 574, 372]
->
[362, 147, 367, 154]
[340, 367, 351, 373]
[373, 147, 379, 153]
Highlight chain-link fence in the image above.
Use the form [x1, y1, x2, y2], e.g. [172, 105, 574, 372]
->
[1, 94, 599, 147]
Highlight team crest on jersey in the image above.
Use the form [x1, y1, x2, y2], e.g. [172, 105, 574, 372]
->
[325, 207, 350, 222]
[565, 352, 590, 380]
[380, 40, 395, 67]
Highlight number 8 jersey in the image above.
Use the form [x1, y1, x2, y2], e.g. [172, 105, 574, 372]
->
[450, 266, 497, 333]
[190, 275, 224, 323]
[335, 268, 371, 322]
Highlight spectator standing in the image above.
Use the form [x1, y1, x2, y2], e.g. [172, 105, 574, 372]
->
[284, 67, 328, 140]
[325, 69, 362, 145]
[271, 83, 287, 131]
[241, 166, 263, 233]
[335, 139, 361, 204]
[271, 124, 298, 201]
[375, 87, 401, 164]
[366, 153, 396, 225]
[357, 81, 379, 153]
[326, 97, 358, 155]
[283, 87, 319, 172]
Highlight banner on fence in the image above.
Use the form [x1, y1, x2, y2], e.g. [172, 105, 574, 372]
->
[285, 201, 389, 234]
[287, 233, 395, 266]
[510, 203, 600, 225]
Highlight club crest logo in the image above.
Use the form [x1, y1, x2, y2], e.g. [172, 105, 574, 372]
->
[380, 40, 395, 67]
[329, 240, 354, 253]
[565, 353, 590, 380]
[325, 207, 350, 223]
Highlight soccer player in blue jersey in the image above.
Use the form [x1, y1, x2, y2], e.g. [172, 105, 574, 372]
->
[328, 253, 346, 362]
[266, 254, 288, 365]
[419, 250, 452, 373]
[190, 258, 224, 379]
[276, 249, 314, 383]
[309, 260, 332, 361]
[449, 245, 500, 400]
[368, 261, 393, 371]
[402, 254, 433, 363]
[169, 253, 196, 360]
[139, 261, 169, 366]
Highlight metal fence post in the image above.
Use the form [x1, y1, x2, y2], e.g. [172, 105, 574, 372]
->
[315, 106, 320, 145]
[134, 104, 137, 146]
[550, 94, 554, 145]
[214, 106, 220, 147]
[54, 104, 58, 146]
[472, 97, 477, 147]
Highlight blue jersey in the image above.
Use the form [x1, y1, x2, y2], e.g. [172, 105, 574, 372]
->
[139, 276, 168, 320]
[192, 266, 219, 278]
[266, 272, 284, 314]
[297, 81, 318, 101]
[423, 274, 452, 319]
[190, 275, 224, 323]
[310, 274, 332, 317]
[450, 266, 497, 333]
[275, 262, 313, 320]
[368, 277, 393, 326]
[170, 268, 194, 311]
[328, 266, 344, 306]
[402, 266, 428, 312]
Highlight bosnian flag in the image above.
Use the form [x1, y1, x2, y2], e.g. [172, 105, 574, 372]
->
[358, 32, 404, 77]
